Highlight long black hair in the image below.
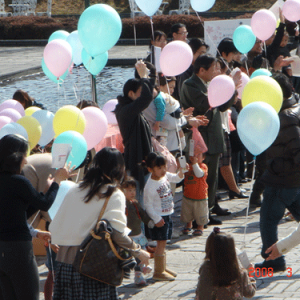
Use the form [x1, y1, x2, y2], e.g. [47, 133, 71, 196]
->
[0, 134, 28, 174]
[79, 147, 126, 202]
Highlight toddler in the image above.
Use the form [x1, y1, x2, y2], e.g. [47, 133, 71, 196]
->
[122, 177, 155, 286]
[181, 152, 209, 236]
[196, 227, 256, 300]
[144, 152, 185, 281]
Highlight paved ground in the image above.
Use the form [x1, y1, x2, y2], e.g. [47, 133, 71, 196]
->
[2, 45, 300, 299]
[0, 45, 149, 80]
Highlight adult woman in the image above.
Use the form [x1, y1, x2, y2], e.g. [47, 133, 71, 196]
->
[0, 134, 70, 300]
[13, 89, 45, 109]
[50, 147, 150, 300]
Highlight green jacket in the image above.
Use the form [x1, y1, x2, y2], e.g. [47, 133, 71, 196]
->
[180, 73, 235, 155]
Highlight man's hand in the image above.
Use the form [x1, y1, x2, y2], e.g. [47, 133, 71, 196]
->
[188, 115, 209, 127]
[273, 55, 294, 71]
[36, 230, 51, 242]
[182, 107, 194, 117]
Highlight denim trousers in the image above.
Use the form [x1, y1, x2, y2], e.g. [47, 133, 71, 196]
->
[260, 186, 300, 259]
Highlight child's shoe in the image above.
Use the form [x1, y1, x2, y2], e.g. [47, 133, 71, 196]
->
[134, 271, 147, 286]
[153, 254, 175, 281]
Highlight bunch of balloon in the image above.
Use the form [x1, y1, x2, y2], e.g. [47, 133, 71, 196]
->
[78, 4, 122, 76]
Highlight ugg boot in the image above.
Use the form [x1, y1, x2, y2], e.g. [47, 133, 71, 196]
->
[164, 252, 177, 277]
[153, 254, 175, 281]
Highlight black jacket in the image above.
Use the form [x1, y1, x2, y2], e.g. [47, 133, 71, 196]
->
[261, 95, 300, 187]
[115, 79, 153, 185]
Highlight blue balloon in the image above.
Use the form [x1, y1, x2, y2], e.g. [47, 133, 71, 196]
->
[48, 30, 70, 43]
[53, 130, 87, 169]
[82, 49, 108, 76]
[237, 102, 280, 156]
[32, 110, 55, 147]
[41, 58, 69, 84]
[0, 122, 28, 140]
[233, 25, 256, 54]
[135, 0, 162, 16]
[78, 4, 122, 58]
[48, 180, 76, 220]
[250, 68, 272, 79]
[191, 0, 215, 12]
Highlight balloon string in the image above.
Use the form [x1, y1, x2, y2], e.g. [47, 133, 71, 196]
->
[133, 15, 138, 62]
[245, 61, 250, 77]
[242, 156, 256, 250]
[48, 243, 55, 283]
[264, 41, 269, 69]
[195, 11, 231, 72]
[150, 16, 154, 42]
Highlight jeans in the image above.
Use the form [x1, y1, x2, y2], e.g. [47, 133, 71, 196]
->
[260, 186, 300, 259]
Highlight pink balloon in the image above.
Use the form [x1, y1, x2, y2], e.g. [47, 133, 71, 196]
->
[208, 75, 235, 108]
[43, 40, 73, 78]
[0, 116, 12, 131]
[0, 99, 25, 116]
[251, 9, 277, 41]
[237, 72, 250, 99]
[282, 0, 300, 22]
[102, 99, 118, 125]
[0, 108, 22, 122]
[82, 107, 108, 150]
[160, 41, 193, 76]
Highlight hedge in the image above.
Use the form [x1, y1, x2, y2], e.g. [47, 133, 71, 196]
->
[0, 14, 297, 40]
[0, 14, 255, 40]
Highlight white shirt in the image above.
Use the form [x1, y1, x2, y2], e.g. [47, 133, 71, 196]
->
[144, 172, 182, 224]
[50, 185, 127, 246]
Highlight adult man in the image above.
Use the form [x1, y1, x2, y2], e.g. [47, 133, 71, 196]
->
[170, 23, 188, 42]
[180, 55, 237, 224]
[255, 73, 300, 272]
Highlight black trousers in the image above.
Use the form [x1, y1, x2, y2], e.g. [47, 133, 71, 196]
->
[0, 240, 39, 300]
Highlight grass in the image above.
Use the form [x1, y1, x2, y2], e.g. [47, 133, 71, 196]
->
[5, 0, 277, 16]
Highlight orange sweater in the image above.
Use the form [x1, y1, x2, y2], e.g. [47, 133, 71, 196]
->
[183, 163, 208, 200]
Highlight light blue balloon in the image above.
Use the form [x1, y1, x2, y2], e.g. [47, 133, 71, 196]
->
[0, 123, 28, 140]
[191, 0, 215, 12]
[32, 110, 55, 147]
[66, 30, 83, 66]
[53, 130, 87, 169]
[82, 49, 108, 76]
[233, 25, 256, 54]
[135, 0, 162, 16]
[250, 68, 272, 79]
[48, 30, 70, 43]
[41, 58, 69, 84]
[237, 101, 280, 156]
[48, 180, 76, 220]
[78, 4, 122, 57]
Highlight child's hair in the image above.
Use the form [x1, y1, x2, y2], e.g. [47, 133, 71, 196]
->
[205, 227, 240, 287]
[121, 176, 137, 189]
[150, 30, 167, 48]
[158, 72, 176, 87]
[144, 152, 166, 169]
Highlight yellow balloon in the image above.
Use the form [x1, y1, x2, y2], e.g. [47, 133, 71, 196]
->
[242, 76, 283, 113]
[25, 106, 41, 116]
[53, 105, 86, 137]
[17, 116, 42, 150]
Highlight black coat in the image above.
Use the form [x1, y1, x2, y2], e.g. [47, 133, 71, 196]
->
[115, 79, 153, 185]
[261, 95, 300, 188]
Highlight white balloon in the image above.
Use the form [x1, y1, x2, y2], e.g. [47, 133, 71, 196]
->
[135, 0, 162, 16]
[0, 122, 28, 140]
[66, 30, 84, 66]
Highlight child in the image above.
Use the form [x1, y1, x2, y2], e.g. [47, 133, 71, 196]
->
[195, 227, 256, 300]
[143, 152, 185, 281]
[181, 152, 209, 236]
[153, 74, 186, 151]
[121, 177, 155, 286]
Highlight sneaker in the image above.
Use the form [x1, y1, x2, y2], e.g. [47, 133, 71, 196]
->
[134, 271, 147, 286]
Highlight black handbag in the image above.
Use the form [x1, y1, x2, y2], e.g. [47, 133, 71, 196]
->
[72, 197, 135, 286]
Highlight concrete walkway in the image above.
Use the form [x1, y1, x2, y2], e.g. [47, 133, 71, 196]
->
[2, 45, 300, 300]
[0, 45, 149, 80]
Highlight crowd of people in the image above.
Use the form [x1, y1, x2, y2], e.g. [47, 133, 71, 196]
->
[0, 12, 300, 299]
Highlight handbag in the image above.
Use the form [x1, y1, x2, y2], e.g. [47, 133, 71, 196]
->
[72, 197, 134, 286]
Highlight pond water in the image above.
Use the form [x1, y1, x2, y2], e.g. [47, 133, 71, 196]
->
[0, 66, 135, 113]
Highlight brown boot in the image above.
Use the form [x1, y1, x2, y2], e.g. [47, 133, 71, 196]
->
[164, 252, 177, 277]
[153, 254, 175, 281]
